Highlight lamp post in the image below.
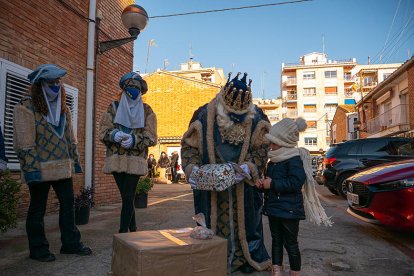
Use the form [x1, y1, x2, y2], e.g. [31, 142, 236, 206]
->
[85, 4, 148, 190]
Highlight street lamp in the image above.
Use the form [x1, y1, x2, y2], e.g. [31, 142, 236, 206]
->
[97, 4, 149, 54]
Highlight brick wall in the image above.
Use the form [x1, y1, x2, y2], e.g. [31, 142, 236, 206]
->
[0, 0, 134, 217]
[331, 109, 347, 143]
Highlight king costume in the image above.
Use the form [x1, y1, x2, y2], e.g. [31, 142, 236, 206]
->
[181, 72, 272, 273]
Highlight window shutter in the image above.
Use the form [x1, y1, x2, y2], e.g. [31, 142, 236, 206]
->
[0, 59, 79, 170]
[3, 72, 30, 167]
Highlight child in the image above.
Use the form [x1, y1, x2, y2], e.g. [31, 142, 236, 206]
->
[256, 117, 332, 276]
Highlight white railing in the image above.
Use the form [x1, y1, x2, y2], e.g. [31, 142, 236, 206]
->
[287, 109, 298, 117]
[366, 104, 409, 134]
[284, 78, 297, 85]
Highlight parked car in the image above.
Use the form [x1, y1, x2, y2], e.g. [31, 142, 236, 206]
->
[316, 137, 414, 198]
[345, 159, 414, 232]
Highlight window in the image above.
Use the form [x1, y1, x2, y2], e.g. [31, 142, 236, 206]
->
[325, 70, 337, 78]
[364, 76, 373, 86]
[0, 59, 79, 169]
[393, 141, 414, 156]
[307, 120, 317, 128]
[303, 71, 315, 80]
[383, 73, 391, 80]
[324, 86, 338, 95]
[360, 140, 390, 155]
[303, 87, 316, 96]
[304, 104, 317, 113]
[346, 143, 360, 155]
[305, 137, 317, 146]
[325, 104, 338, 112]
[344, 72, 352, 81]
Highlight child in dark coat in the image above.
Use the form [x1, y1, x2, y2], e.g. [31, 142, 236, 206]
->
[256, 117, 332, 276]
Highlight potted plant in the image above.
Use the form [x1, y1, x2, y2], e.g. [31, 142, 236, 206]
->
[134, 177, 153, 208]
[74, 186, 94, 225]
[0, 170, 21, 232]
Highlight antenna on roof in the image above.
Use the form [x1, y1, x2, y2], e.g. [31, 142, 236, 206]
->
[322, 34, 325, 55]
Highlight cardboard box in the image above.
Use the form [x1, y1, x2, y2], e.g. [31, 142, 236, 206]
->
[110, 228, 227, 276]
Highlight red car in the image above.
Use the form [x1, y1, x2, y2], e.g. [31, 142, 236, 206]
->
[346, 159, 414, 232]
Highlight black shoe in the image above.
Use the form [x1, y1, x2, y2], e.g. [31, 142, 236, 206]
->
[239, 263, 256, 274]
[30, 252, 56, 262]
[60, 244, 92, 256]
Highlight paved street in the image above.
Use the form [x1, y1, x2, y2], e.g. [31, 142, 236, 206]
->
[0, 183, 413, 276]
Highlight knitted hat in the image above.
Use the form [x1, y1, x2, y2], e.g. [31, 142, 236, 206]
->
[28, 64, 67, 84]
[265, 117, 307, 148]
[119, 72, 148, 94]
[219, 72, 253, 114]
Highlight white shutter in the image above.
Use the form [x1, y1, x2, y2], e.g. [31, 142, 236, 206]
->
[63, 83, 79, 136]
[0, 59, 79, 170]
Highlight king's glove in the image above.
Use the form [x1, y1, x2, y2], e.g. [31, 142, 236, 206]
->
[188, 165, 200, 188]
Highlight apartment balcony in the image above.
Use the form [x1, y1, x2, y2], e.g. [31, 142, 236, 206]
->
[286, 109, 298, 117]
[344, 90, 354, 98]
[286, 92, 297, 102]
[268, 115, 280, 121]
[283, 78, 297, 86]
[366, 104, 410, 136]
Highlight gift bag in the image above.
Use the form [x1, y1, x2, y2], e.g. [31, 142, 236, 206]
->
[190, 163, 236, 191]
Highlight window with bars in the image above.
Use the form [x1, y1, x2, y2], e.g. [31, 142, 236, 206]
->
[305, 137, 317, 146]
[324, 70, 337, 78]
[303, 87, 316, 96]
[0, 59, 78, 170]
[303, 71, 315, 80]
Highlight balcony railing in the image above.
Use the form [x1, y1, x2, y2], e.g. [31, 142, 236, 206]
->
[304, 108, 317, 113]
[286, 109, 298, 117]
[286, 93, 297, 101]
[366, 104, 409, 134]
[284, 78, 297, 85]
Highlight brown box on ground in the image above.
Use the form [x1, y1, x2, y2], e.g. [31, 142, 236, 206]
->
[110, 228, 227, 276]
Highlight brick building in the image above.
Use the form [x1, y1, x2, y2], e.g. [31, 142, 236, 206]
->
[143, 70, 221, 163]
[355, 56, 414, 138]
[0, 0, 135, 216]
[330, 105, 357, 144]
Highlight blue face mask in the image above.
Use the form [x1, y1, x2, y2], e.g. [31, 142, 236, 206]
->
[125, 87, 141, 100]
[49, 85, 61, 93]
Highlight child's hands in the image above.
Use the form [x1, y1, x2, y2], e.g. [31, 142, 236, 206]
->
[255, 179, 263, 189]
[256, 177, 271, 189]
[262, 177, 272, 189]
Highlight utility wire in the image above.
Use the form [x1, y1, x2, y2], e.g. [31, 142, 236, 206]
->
[149, 0, 312, 19]
[380, 0, 401, 59]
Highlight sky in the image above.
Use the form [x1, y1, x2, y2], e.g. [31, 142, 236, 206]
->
[132, 0, 414, 99]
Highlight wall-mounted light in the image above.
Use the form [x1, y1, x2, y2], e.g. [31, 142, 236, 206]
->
[97, 4, 148, 54]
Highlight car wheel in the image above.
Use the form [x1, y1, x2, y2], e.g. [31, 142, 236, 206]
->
[336, 172, 354, 199]
[328, 187, 338, 195]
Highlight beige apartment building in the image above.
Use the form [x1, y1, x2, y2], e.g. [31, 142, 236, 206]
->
[170, 59, 226, 85]
[253, 98, 283, 125]
[280, 52, 401, 153]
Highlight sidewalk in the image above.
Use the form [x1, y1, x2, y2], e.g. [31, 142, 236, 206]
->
[0, 183, 196, 276]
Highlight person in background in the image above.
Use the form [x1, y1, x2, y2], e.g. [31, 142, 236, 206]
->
[147, 154, 157, 178]
[170, 151, 179, 183]
[99, 72, 157, 233]
[13, 64, 91, 262]
[157, 151, 170, 184]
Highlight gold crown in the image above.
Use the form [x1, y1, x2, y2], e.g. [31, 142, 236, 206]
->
[223, 72, 252, 112]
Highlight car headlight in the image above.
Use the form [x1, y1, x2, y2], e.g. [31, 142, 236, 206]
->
[375, 178, 414, 191]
